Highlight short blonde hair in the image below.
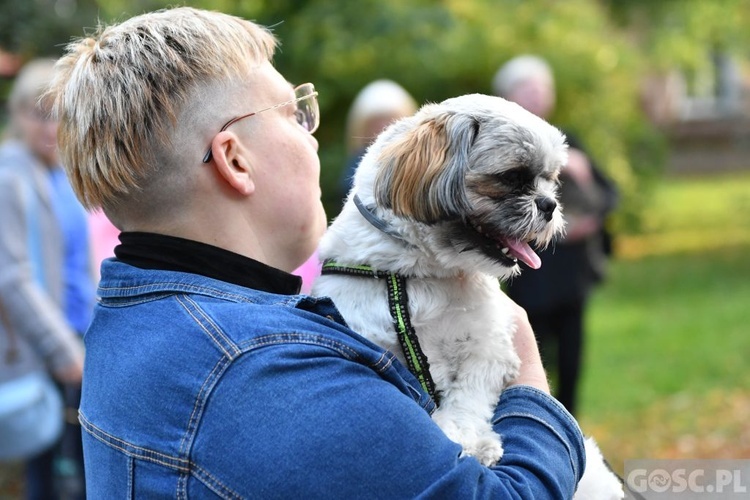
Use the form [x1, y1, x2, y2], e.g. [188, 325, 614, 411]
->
[346, 80, 417, 154]
[50, 7, 277, 211]
[492, 55, 554, 98]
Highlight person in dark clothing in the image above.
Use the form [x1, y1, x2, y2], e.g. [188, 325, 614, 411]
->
[493, 55, 618, 415]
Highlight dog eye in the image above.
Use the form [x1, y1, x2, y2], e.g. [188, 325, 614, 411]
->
[495, 169, 530, 187]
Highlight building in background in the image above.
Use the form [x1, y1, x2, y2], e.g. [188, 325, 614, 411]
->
[641, 51, 750, 173]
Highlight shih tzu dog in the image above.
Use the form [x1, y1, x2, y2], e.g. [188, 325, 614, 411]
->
[312, 94, 623, 499]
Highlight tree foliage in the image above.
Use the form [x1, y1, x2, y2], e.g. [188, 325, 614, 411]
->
[4, 0, 746, 231]
[604, 0, 750, 71]
[0, 0, 101, 57]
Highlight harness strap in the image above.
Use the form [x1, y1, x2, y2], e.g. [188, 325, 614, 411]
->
[321, 260, 440, 405]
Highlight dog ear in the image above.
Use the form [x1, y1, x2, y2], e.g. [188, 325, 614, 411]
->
[374, 112, 474, 223]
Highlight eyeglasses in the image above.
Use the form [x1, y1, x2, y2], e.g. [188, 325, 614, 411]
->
[202, 83, 319, 163]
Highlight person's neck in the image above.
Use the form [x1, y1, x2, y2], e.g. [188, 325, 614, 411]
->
[125, 217, 280, 270]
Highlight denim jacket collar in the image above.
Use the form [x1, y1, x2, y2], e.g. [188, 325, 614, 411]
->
[114, 231, 302, 294]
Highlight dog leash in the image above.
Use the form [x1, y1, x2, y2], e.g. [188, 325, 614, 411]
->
[321, 260, 440, 405]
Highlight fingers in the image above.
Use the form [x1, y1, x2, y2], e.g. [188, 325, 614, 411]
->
[53, 359, 83, 384]
[504, 294, 550, 393]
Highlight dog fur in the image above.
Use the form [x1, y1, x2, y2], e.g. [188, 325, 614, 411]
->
[313, 94, 623, 498]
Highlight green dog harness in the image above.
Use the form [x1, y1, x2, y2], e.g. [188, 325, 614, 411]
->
[320, 260, 440, 405]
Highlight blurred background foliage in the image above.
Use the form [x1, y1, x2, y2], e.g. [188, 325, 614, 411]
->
[1, 0, 748, 230]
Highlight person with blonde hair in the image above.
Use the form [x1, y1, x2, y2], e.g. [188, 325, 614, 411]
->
[340, 79, 418, 199]
[50, 7, 585, 496]
[492, 55, 556, 120]
[0, 58, 89, 498]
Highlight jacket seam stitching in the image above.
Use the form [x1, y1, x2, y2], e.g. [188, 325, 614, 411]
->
[175, 294, 240, 359]
[98, 282, 260, 303]
[80, 411, 244, 498]
[177, 357, 230, 457]
[373, 351, 395, 372]
[176, 472, 187, 500]
[191, 463, 244, 499]
[494, 411, 579, 479]
[79, 412, 190, 472]
[127, 456, 134, 500]
[239, 333, 360, 360]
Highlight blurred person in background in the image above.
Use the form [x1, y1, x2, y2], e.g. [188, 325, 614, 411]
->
[0, 59, 91, 499]
[494, 55, 618, 416]
[339, 79, 418, 201]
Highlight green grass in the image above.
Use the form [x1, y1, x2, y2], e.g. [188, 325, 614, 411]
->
[576, 172, 750, 469]
[617, 172, 750, 258]
[581, 247, 750, 417]
[639, 172, 750, 235]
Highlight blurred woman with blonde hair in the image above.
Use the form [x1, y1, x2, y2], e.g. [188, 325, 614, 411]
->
[340, 79, 418, 200]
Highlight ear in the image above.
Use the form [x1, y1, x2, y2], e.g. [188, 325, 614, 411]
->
[209, 131, 255, 196]
[373, 112, 475, 223]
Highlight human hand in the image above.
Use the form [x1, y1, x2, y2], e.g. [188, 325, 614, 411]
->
[564, 148, 594, 187]
[564, 214, 601, 242]
[503, 296, 550, 394]
[53, 358, 83, 384]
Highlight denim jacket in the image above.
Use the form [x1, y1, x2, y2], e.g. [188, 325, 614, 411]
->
[81, 259, 585, 499]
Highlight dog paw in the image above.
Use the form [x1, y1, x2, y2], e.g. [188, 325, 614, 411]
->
[460, 432, 504, 467]
[432, 410, 504, 466]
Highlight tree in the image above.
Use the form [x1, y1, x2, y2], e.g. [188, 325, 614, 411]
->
[604, 0, 750, 71]
[0, 0, 101, 58]
[2, 0, 675, 230]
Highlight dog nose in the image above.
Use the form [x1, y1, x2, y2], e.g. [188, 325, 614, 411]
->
[535, 197, 557, 221]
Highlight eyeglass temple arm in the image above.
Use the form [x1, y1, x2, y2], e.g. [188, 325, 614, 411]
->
[202, 149, 213, 164]
[202, 111, 259, 163]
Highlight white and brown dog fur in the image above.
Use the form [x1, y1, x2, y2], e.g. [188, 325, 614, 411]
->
[313, 94, 623, 499]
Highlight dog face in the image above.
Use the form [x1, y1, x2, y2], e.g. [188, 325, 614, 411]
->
[369, 94, 567, 278]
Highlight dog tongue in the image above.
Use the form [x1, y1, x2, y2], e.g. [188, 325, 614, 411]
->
[504, 238, 542, 269]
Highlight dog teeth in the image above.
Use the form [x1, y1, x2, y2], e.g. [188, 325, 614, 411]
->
[501, 247, 517, 262]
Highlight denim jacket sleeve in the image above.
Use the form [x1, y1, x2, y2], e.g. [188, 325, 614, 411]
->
[190, 340, 585, 499]
[402, 385, 586, 499]
[489, 385, 587, 498]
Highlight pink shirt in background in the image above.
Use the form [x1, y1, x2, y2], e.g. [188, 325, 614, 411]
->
[293, 251, 321, 294]
[88, 209, 120, 280]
